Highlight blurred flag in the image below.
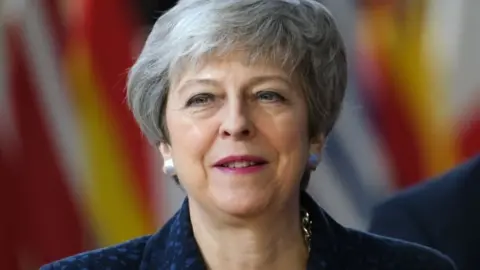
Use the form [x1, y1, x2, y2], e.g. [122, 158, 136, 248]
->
[1, 1, 85, 268]
[311, 0, 478, 230]
[1, 0, 160, 268]
[62, 0, 158, 247]
[446, 0, 480, 159]
[356, 0, 459, 188]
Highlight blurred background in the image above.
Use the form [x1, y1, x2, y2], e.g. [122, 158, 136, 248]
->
[0, 0, 478, 269]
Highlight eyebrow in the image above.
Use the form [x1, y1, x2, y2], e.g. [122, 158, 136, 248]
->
[177, 75, 292, 94]
[245, 75, 292, 89]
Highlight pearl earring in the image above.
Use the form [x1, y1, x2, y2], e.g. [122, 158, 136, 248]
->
[163, 158, 176, 176]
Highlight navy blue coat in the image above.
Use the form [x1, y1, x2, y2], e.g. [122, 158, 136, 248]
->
[370, 155, 480, 270]
[42, 192, 456, 269]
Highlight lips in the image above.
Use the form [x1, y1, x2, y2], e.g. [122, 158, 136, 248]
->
[213, 155, 267, 168]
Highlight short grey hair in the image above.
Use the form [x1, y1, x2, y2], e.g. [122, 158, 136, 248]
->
[127, 0, 347, 146]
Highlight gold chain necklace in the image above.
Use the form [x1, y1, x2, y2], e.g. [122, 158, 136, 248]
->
[301, 208, 312, 252]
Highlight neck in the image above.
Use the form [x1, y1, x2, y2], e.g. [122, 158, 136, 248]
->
[189, 198, 309, 270]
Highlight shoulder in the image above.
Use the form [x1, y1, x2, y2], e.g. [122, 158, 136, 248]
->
[343, 229, 456, 269]
[40, 235, 151, 270]
[39, 199, 196, 270]
[306, 193, 457, 269]
[375, 155, 480, 212]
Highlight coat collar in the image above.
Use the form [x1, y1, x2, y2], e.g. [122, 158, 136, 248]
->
[140, 191, 339, 270]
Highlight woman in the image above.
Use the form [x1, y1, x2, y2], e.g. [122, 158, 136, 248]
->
[42, 0, 456, 269]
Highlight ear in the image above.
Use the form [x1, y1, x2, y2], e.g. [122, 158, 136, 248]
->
[308, 134, 325, 170]
[309, 134, 324, 154]
[158, 143, 173, 161]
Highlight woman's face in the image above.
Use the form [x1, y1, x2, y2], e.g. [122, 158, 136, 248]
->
[161, 55, 323, 217]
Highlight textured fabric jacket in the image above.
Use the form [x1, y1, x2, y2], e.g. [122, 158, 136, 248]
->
[41, 192, 457, 269]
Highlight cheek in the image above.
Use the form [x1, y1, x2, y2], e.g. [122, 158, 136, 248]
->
[263, 107, 309, 153]
[166, 110, 217, 181]
[258, 107, 310, 182]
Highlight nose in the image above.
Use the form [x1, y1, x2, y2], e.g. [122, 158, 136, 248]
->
[219, 101, 254, 140]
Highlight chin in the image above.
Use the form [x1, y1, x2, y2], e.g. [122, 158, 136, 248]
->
[211, 189, 271, 218]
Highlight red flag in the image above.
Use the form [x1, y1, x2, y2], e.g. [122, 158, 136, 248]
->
[3, 2, 86, 267]
[80, 0, 153, 218]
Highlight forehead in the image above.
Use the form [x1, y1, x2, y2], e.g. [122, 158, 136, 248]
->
[170, 53, 296, 89]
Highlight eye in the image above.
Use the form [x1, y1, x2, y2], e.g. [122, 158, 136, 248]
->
[186, 93, 215, 107]
[256, 91, 286, 103]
